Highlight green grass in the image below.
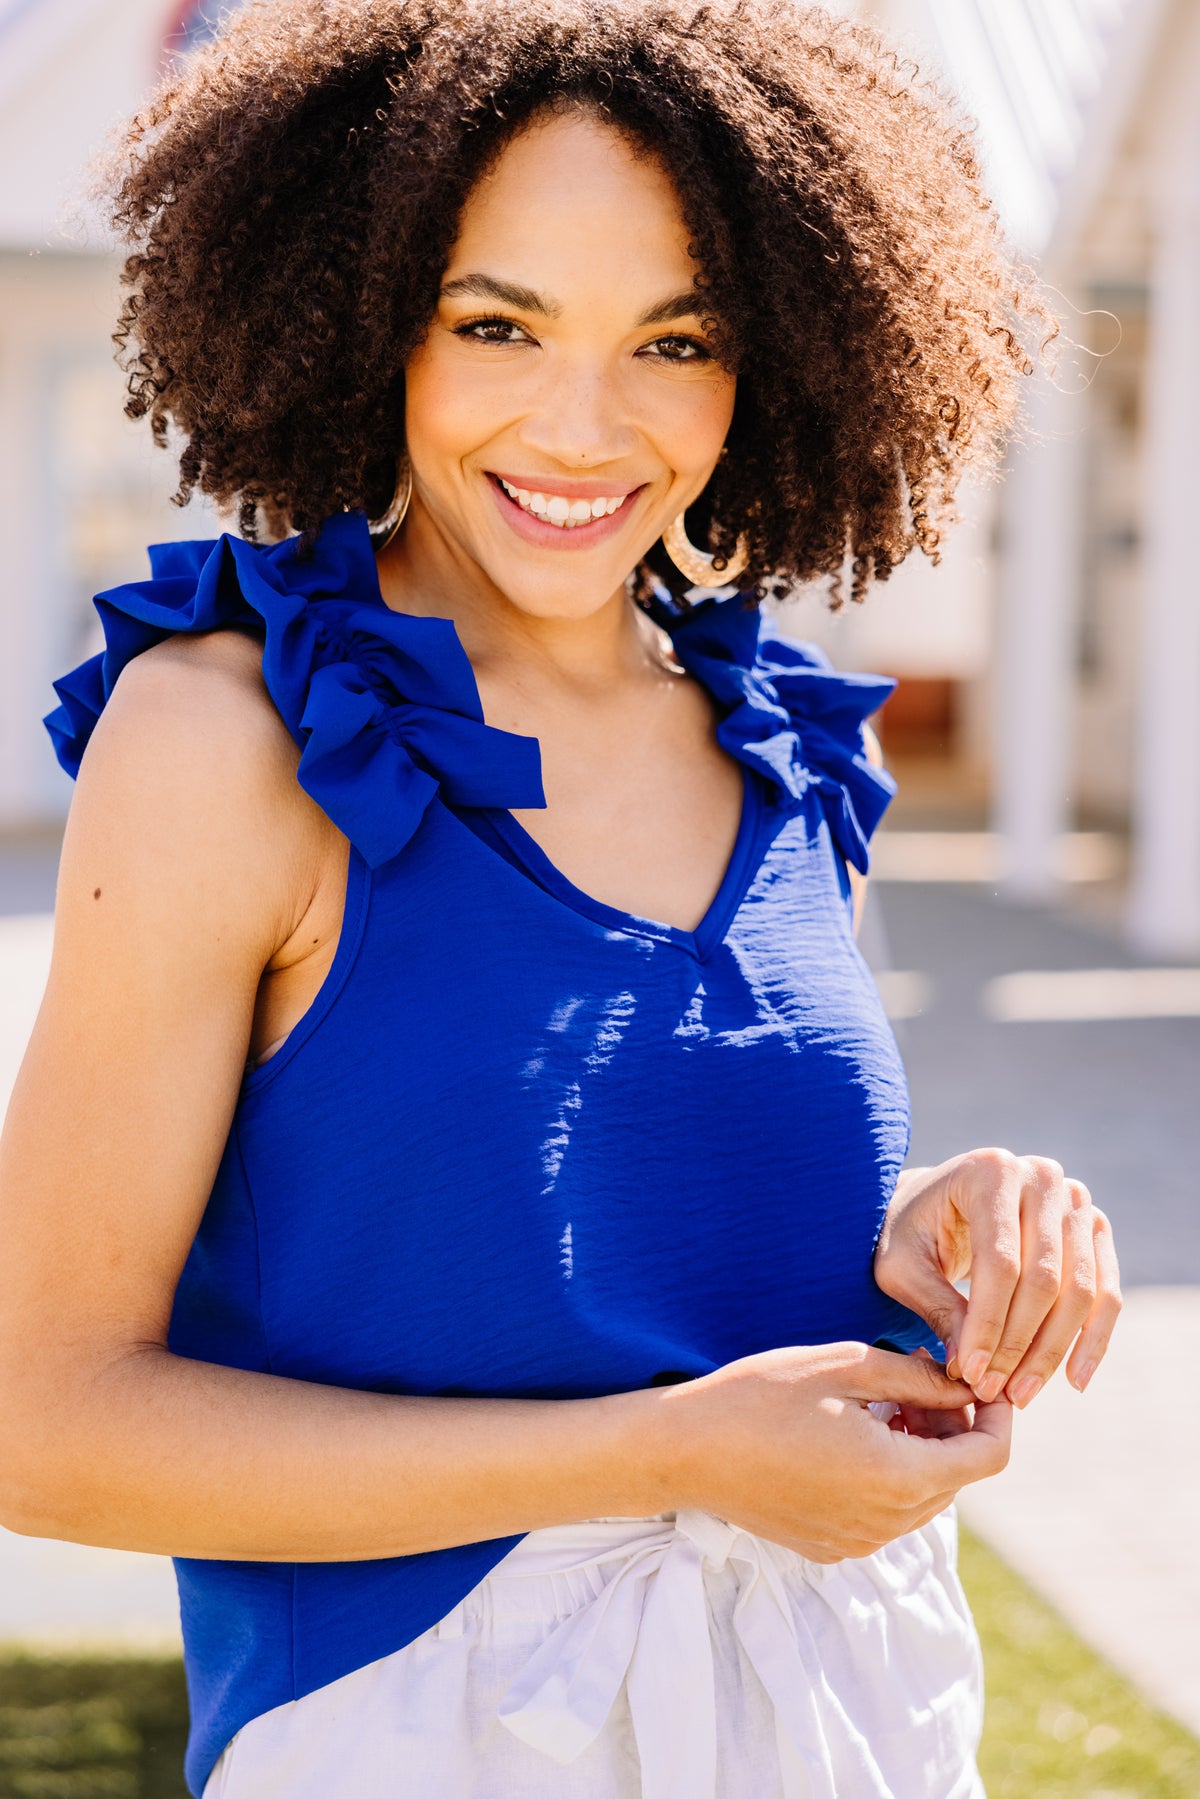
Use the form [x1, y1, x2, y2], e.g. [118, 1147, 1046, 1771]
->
[0, 1654, 188, 1799]
[0, 1538, 1196, 1797]
[959, 1527, 1200, 1798]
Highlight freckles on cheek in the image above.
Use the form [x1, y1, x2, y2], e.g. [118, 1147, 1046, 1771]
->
[665, 379, 736, 475]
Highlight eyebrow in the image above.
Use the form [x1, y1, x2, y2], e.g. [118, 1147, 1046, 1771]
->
[439, 273, 711, 329]
[439, 274, 560, 315]
[635, 289, 711, 327]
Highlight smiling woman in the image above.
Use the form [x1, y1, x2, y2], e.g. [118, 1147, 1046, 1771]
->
[0, 4, 1121, 1799]
[107, 0, 1053, 605]
[396, 116, 738, 609]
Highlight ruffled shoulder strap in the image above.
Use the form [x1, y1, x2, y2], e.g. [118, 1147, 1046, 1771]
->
[43, 512, 545, 869]
[660, 592, 897, 876]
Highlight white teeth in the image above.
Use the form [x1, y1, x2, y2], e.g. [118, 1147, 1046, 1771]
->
[496, 476, 629, 528]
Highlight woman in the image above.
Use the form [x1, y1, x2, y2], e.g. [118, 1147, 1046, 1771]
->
[0, 3, 1121, 1795]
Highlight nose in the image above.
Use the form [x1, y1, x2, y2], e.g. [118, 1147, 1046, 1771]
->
[520, 361, 639, 470]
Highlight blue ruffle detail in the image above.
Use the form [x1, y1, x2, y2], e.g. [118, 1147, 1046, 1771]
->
[43, 512, 545, 869]
[662, 593, 897, 875]
[45, 512, 894, 877]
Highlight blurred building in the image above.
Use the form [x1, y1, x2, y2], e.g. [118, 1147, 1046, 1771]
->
[0, 0, 223, 826]
[1, 0, 1198, 954]
[797, 0, 1200, 958]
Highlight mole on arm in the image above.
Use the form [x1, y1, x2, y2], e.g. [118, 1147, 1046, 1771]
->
[93, 888, 101, 900]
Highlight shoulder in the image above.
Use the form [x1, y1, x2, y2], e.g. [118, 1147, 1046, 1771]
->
[67, 628, 338, 967]
[846, 725, 884, 924]
[104, 625, 289, 765]
[92, 625, 305, 823]
[663, 597, 897, 880]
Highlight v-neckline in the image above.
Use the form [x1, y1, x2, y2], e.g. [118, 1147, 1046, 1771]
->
[448, 765, 773, 963]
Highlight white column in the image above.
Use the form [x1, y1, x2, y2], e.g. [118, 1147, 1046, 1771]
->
[991, 373, 1088, 900]
[1127, 176, 1200, 956]
[0, 267, 47, 828]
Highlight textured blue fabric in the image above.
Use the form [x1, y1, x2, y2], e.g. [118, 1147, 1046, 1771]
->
[44, 511, 934, 1798]
[44, 512, 545, 868]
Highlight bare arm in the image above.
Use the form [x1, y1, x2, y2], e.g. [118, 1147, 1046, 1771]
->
[0, 636, 665, 1560]
[0, 653, 1004, 1567]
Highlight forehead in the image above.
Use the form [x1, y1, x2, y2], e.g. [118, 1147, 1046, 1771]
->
[444, 109, 702, 306]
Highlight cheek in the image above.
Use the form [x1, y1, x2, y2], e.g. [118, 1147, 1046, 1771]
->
[403, 344, 501, 474]
[652, 374, 737, 479]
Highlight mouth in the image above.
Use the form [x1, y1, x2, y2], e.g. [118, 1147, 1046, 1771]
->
[485, 471, 646, 548]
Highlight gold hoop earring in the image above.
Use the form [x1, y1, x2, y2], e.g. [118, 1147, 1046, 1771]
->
[367, 454, 413, 554]
[661, 509, 750, 587]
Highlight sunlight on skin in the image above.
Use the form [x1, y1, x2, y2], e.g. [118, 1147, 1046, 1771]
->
[379, 108, 737, 676]
[375, 105, 746, 936]
[372, 111, 1119, 1421]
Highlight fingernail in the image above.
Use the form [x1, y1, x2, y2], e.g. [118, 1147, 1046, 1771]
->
[944, 1338, 959, 1377]
[1074, 1360, 1097, 1392]
[975, 1370, 1006, 1403]
[1010, 1374, 1042, 1408]
[963, 1351, 989, 1388]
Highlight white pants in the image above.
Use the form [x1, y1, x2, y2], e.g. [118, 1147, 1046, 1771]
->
[204, 1505, 985, 1798]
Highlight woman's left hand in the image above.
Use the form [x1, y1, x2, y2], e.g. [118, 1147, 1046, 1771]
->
[873, 1149, 1122, 1408]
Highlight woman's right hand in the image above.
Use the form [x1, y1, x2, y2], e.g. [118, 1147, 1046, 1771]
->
[655, 1340, 1011, 1562]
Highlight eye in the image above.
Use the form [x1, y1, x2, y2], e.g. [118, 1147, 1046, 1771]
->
[452, 315, 535, 346]
[640, 333, 715, 365]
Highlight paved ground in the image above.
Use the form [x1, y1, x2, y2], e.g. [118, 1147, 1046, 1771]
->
[864, 871, 1200, 1732]
[868, 877, 1200, 1284]
[0, 830, 1197, 1733]
[952, 1284, 1200, 1737]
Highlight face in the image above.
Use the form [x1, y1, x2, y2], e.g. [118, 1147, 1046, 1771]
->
[399, 107, 737, 621]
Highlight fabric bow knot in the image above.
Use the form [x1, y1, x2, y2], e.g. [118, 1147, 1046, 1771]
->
[495, 1509, 836, 1799]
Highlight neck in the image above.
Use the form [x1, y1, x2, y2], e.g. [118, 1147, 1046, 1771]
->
[374, 496, 667, 697]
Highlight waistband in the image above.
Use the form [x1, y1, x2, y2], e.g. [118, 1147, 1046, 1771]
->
[450, 1507, 872, 1799]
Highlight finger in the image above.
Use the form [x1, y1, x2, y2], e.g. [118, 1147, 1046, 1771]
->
[897, 1395, 1013, 1491]
[953, 1152, 1025, 1392]
[851, 1345, 974, 1410]
[876, 1258, 968, 1367]
[1005, 1184, 1097, 1406]
[969, 1157, 1066, 1401]
[897, 1349, 973, 1436]
[896, 1402, 974, 1440]
[907, 1489, 963, 1533]
[1066, 1208, 1122, 1392]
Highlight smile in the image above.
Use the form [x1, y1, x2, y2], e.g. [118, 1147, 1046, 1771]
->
[494, 476, 631, 528]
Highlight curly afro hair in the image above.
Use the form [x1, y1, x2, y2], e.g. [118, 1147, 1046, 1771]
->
[108, 0, 1056, 605]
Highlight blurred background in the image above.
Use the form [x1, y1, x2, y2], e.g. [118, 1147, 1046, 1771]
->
[0, 1, 1198, 1794]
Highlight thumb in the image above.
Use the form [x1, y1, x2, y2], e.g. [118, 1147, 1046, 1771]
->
[851, 1345, 974, 1410]
[877, 1257, 968, 1368]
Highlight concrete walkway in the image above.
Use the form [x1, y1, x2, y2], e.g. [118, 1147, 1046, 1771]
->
[864, 868, 1200, 1735]
[0, 833, 1197, 1734]
[953, 1285, 1200, 1737]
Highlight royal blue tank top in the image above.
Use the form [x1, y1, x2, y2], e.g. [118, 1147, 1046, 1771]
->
[44, 510, 933, 1796]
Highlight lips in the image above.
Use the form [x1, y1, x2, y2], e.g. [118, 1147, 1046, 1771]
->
[496, 476, 628, 526]
[485, 471, 647, 549]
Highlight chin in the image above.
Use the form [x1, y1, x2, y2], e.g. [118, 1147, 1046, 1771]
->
[485, 561, 634, 621]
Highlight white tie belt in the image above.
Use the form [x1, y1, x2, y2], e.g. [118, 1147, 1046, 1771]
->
[203, 1503, 981, 1799]
[491, 1508, 838, 1799]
